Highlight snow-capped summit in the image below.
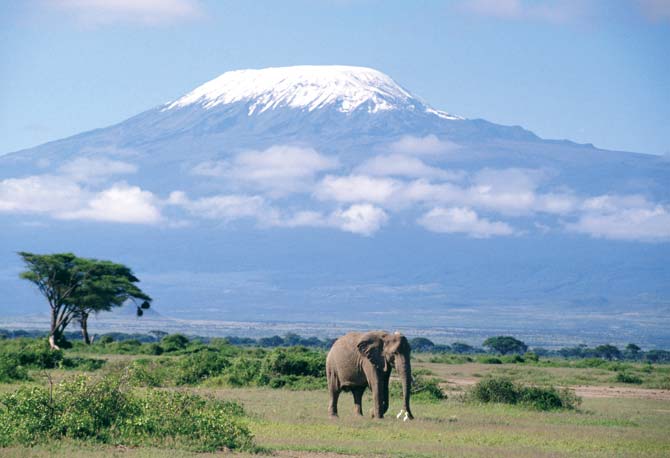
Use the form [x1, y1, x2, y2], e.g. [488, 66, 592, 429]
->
[165, 65, 460, 119]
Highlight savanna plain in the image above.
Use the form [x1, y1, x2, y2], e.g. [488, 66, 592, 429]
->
[1, 336, 669, 458]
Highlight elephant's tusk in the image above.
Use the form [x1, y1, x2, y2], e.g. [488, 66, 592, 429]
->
[403, 411, 409, 422]
[396, 409, 404, 419]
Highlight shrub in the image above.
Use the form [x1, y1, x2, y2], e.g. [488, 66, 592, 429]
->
[389, 374, 446, 402]
[160, 334, 190, 352]
[469, 377, 518, 404]
[59, 357, 106, 371]
[479, 356, 503, 364]
[468, 376, 580, 410]
[176, 350, 230, 385]
[428, 354, 473, 364]
[615, 372, 643, 384]
[221, 357, 263, 387]
[524, 351, 539, 362]
[0, 353, 29, 382]
[260, 347, 326, 380]
[0, 374, 253, 451]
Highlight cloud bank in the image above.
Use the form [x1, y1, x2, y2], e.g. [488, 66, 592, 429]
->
[1, 139, 668, 241]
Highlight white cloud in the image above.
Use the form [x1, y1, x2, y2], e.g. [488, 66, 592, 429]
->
[168, 191, 278, 224]
[0, 174, 161, 224]
[458, 0, 583, 24]
[59, 157, 137, 183]
[192, 145, 338, 195]
[49, 0, 204, 26]
[168, 190, 387, 236]
[330, 204, 388, 236]
[58, 183, 162, 224]
[355, 154, 464, 180]
[0, 175, 85, 214]
[567, 194, 670, 242]
[567, 205, 670, 242]
[418, 207, 516, 238]
[387, 135, 458, 156]
[315, 175, 401, 204]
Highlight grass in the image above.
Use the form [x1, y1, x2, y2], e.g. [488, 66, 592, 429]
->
[207, 389, 669, 457]
[1, 347, 670, 457]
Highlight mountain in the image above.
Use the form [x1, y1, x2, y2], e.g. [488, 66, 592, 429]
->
[1, 65, 669, 347]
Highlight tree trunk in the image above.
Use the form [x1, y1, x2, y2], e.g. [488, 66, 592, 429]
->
[80, 313, 90, 344]
[395, 353, 414, 419]
[49, 308, 61, 350]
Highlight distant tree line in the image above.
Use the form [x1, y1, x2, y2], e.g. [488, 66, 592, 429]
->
[1, 329, 668, 362]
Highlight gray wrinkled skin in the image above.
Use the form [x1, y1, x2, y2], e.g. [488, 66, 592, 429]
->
[326, 331, 413, 419]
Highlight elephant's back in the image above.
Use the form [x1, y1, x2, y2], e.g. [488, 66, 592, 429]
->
[326, 332, 367, 387]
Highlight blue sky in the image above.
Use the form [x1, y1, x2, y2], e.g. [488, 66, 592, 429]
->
[1, 0, 668, 156]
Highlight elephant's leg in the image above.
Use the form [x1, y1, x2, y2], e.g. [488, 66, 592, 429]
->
[381, 371, 391, 416]
[369, 380, 384, 419]
[328, 386, 340, 418]
[352, 387, 365, 416]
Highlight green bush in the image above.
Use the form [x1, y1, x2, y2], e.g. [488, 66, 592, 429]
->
[469, 377, 518, 404]
[261, 347, 326, 378]
[615, 372, 643, 384]
[468, 377, 580, 410]
[176, 350, 230, 385]
[573, 358, 609, 368]
[59, 357, 106, 371]
[219, 357, 263, 387]
[501, 354, 525, 364]
[389, 374, 446, 402]
[0, 353, 29, 382]
[160, 334, 190, 352]
[479, 356, 503, 364]
[428, 354, 473, 364]
[0, 374, 254, 451]
[524, 351, 539, 362]
[125, 359, 169, 387]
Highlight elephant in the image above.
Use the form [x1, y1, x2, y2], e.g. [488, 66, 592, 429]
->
[326, 331, 413, 419]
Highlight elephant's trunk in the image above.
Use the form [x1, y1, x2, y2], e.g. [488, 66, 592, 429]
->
[395, 353, 414, 419]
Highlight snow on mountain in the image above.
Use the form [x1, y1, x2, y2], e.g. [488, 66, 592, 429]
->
[1, 65, 669, 345]
[164, 65, 461, 119]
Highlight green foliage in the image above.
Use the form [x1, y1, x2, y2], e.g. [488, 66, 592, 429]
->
[262, 347, 325, 378]
[468, 376, 580, 410]
[0, 374, 253, 451]
[478, 356, 503, 364]
[175, 350, 231, 385]
[615, 372, 643, 384]
[0, 338, 104, 382]
[390, 374, 446, 402]
[483, 336, 528, 355]
[160, 334, 190, 352]
[17, 252, 151, 344]
[594, 344, 622, 361]
[0, 353, 29, 383]
[428, 354, 473, 364]
[523, 351, 539, 362]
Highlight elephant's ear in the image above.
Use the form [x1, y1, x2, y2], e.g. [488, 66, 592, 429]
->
[357, 333, 386, 371]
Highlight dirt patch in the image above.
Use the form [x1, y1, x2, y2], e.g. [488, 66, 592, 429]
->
[443, 377, 670, 401]
[273, 452, 360, 458]
[570, 385, 670, 401]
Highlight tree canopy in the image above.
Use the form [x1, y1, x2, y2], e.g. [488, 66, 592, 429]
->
[18, 252, 151, 348]
[482, 336, 528, 355]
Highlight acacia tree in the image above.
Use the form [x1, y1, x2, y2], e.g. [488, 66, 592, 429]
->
[18, 252, 151, 349]
[71, 260, 151, 344]
[483, 336, 528, 355]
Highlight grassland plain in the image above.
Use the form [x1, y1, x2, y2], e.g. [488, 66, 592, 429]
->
[2, 357, 670, 457]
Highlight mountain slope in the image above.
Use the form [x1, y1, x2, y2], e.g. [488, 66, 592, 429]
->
[1, 65, 668, 346]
